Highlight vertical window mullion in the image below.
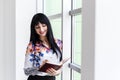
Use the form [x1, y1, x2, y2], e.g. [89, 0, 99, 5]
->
[62, 0, 71, 80]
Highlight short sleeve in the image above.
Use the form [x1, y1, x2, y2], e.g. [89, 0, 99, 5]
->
[55, 39, 63, 51]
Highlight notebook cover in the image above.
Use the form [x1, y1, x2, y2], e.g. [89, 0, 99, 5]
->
[39, 63, 62, 72]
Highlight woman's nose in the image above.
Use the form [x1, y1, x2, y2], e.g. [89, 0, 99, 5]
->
[40, 27, 44, 32]
[38, 23, 44, 32]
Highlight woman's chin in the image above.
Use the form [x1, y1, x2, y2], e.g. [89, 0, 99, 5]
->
[39, 34, 46, 37]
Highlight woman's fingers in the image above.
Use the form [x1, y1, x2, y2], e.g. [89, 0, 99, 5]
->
[46, 68, 56, 73]
[49, 68, 57, 73]
[46, 68, 58, 76]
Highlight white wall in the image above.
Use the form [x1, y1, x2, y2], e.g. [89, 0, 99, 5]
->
[82, 0, 120, 80]
[0, 0, 38, 80]
[0, 0, 15, 80]
[16, 0, 37, 80]
[95, 0, 120, 80]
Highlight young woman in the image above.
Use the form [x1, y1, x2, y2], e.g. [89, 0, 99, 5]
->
[24, 13, 63, 80]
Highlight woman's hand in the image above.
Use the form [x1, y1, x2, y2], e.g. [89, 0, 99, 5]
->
[46, 58, 70, 76]
[46, 68, 61, 76]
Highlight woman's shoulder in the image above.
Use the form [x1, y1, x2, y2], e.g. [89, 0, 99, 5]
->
[55, 38, 62, 43]
[54, 38, 63, 48]
[26, 41, 34, 54]
[27, 41, 34, 48]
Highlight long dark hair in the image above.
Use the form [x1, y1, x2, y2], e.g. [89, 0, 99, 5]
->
[30, 13, 62, 61]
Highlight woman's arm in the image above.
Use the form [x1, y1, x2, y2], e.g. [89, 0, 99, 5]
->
[24, 42, 38, 76]
[24, 53, 39, 76]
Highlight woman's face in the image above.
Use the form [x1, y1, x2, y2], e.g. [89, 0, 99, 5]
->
[35, 22, 48, 37]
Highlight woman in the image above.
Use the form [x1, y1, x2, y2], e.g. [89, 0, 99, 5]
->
[24, 13, 63, 80]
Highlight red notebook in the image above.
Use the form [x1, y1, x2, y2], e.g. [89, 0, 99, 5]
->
[39, 63, 62, 72]
[39, 58, 70, 72]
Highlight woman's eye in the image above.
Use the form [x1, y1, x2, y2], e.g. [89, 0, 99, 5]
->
[35, 27, 40, 29]
[42, 24, 46, 27]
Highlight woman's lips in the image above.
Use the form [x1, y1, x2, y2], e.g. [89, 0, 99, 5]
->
[39, 31, 44, 34]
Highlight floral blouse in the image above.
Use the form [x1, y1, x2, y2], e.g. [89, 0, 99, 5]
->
[24, 39, 62, 76]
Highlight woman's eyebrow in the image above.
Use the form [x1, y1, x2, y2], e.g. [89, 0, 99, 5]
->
[35, 26, 40, 28]
[42, 24, 46, 26]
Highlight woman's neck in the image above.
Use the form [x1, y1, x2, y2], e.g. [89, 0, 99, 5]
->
[40, 36, 51, 48]
[40, 36, 47, 42]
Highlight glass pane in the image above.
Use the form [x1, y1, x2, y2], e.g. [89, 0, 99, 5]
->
[72, 70, 81, 80]
[50, 18, 61, 40]
[56, 74, 61, 80]
[44, 0, 61, 16]
[73, 15, 82, 65]
[73, 0, 82, 9]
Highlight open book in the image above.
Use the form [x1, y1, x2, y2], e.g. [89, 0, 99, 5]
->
[38, 58, 70, 72]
